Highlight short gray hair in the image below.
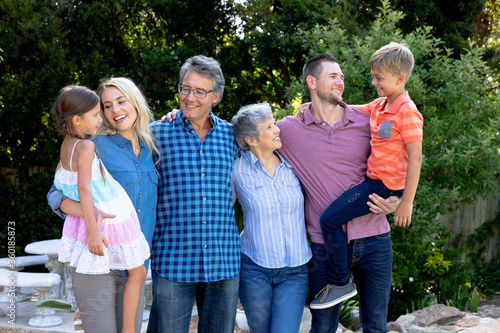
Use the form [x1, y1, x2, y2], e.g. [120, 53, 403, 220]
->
[231, 102, 274, 151]
[179, 55, 225, 106]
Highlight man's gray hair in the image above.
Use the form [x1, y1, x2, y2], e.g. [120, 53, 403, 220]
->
[231, 102, 274, 151]
[179, 55, 225, 106]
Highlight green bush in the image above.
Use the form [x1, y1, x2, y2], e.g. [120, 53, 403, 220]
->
[438, 265, 476, 311]
[278, 0, 500, 320]
[471, 258, 500, 298]
[0, 172, 62, 258]
[339, 298, 359, 328]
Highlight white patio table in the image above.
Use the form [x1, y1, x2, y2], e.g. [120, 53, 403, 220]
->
[25, 239, 76, 307]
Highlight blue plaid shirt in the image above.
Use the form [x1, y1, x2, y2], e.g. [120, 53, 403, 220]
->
[150, 110, 241, 282]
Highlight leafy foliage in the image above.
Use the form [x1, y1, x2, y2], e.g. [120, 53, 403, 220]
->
[478, 1, 500, 74]
[222, 0, 337, 109]
[0, 0, 71, 169]
[335, 0, 496, 63]
[339, 298, 359, 327]
[471, 258, 500, 297]
[0, 172, 62, 257]
[438, 265, 482, 312]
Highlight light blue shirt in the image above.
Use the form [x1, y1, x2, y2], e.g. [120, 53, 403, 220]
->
[232, 151, 312, 269]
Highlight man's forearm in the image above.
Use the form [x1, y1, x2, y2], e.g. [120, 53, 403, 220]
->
[47, 184, 83, 218]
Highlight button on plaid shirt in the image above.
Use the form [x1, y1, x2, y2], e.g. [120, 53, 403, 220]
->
[150, 111, 241, 282]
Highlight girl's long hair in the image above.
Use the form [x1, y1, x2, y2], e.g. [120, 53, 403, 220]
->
[52, 85, 106, 180]
[52, 85, 99, 138]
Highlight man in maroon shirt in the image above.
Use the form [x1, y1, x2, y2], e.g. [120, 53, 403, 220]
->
[277, 54, 400, 333]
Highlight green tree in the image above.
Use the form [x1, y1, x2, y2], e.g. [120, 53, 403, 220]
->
[336, 0, 486, 51]
[0, 0, 71, 170]
[284, 0, 500, 319]
[336, 0, 500, 75]
[0, 0, 247, 256]
[219, 0, 337, 114]
[0, 0, 147, 255]
[128, 0, 237, 117]
[476, 0, 500, 74]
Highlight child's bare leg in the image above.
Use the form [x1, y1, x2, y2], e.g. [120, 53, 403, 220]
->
[122, 265, 147, 333]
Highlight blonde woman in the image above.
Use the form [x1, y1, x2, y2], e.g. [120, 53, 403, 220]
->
[48, 77, 159, 333]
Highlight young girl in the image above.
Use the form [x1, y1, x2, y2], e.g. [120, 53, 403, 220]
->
[52, 85, 150, 333]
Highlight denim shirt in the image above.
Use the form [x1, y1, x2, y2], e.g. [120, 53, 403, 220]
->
[47, 134, 158, 270]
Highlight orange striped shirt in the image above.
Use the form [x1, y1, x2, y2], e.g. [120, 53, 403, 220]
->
[359, 91, 423, 190]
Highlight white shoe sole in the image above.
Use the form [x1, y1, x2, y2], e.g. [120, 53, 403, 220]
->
[74, 318, 83, 330]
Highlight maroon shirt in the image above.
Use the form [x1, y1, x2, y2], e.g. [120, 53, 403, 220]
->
[277, 103, 390, 244]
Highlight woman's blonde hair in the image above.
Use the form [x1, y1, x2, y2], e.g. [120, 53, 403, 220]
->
[97, 77, 160, 162]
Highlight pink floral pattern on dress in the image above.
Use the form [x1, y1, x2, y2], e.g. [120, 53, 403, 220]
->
[55, 155, 150, 274]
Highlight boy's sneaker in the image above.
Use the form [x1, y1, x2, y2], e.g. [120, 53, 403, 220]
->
[309, 282, 357, 309]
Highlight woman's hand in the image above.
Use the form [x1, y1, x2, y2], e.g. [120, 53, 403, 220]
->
[295, 103, 310, 120]
[367, 193, 401, 214]
[161, 109, 179, 122]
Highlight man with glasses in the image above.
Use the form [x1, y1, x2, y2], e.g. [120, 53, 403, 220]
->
[147, 55, 241, 333]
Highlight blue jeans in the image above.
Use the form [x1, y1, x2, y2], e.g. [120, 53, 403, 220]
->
[147, 269, 239, 333]
[239, 253, 309, 333]
[320, 176, 402, 284]
[309, 233, 393, 333]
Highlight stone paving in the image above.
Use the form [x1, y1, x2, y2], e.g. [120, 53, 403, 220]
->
[1, 293, 499, 333]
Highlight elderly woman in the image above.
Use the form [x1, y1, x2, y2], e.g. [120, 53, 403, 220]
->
[231, 102, 312, 333]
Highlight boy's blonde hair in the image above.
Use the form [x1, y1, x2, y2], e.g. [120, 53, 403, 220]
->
[97, 77, 160, 163]
[369, 42, 414, 83]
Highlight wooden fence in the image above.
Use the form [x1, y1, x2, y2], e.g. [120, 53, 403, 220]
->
[0, 166, 51, 185]
[437, 182, 500, 261]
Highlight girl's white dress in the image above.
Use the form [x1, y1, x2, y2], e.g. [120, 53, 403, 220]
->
[54, 140, 150, 274]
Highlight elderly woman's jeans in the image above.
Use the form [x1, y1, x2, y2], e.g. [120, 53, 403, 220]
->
[239, 253, 309, 333]
[71, 268, 145, 333]
[308, 233, 393, 333]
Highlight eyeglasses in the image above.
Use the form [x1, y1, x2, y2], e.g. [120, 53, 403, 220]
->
[178, 85, 214, 99]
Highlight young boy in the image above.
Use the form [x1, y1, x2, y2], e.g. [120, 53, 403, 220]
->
[309, 42, 423, 309]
